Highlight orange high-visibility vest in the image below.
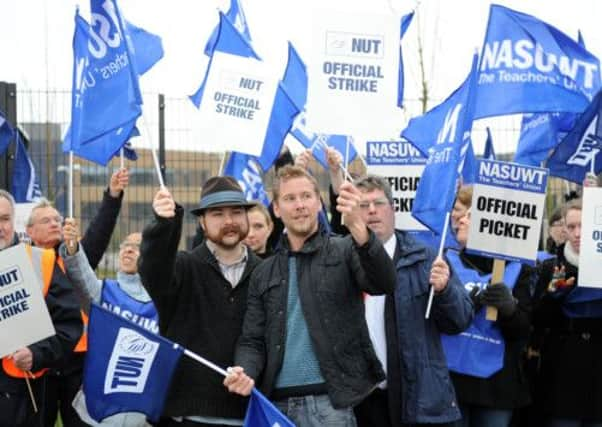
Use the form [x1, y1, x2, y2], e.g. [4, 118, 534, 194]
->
[2, 246, 54, 379]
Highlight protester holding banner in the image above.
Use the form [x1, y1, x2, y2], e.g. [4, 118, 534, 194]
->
[243, 203, 273, 258]
[443, 209, 533, 427]
[533, 197, 602, 426]
[350, 175, 471, 427]
[0, 189, 83, 427]
[225, 166, 396, 426]
[26, 168, 129, 427]
[60, 227, 153, 427]
[139, 176, 261, 426]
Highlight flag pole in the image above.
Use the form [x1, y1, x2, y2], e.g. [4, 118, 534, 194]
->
[425, 211, 450, 319]
[120, 147, 125, 170]
[25, 372, 38, 413]
[68, 151, 74, 218]
[142, 115, 165, 189]
[183, 349, 228, 377]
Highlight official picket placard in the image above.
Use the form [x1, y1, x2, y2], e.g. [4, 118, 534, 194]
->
[0, 244, 55, 358]
[578, 187, 602, 288]
[365, 141, 427, 231]
[196, 52, 279, 157]
[466, 159, 548, 265]
[306, 10, 401, 139]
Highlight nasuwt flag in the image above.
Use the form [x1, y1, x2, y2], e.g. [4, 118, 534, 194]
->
[514, 112, 577, 166]
[64, 9, 140, 165]
[243, 388, 295, 427]
[125, 19, 164, 75]
[190, 11, 260, 107]
[84, 303, 183, 423]
[0, 111, 13, 155]
[546, 90, 602, 183]
[11, 132, 42, 203]
[475, 4, 601, 119]
[223, 152, 270, 207]
[483, 128, 496, 160]
[410, 53, 479, 235]
[205, 0, 252, 55]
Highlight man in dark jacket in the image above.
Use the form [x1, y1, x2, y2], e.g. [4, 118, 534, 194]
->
[353, 175, 473, 427]
[25, 168, 129, 427]
[0, 189, 82, 427]
[224, 165, 397, 426]
[139, 176, 261, 426]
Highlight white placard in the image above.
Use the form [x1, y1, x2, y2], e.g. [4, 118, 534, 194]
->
[306, 10, 401, 139]
[196, 52, 279, 156]
[466, 160, 548, 265]
[0, 244, 55, 358]
[14, 203, 35, 244]
[578, 187, 602, 288]
[365, 141, 427, 231]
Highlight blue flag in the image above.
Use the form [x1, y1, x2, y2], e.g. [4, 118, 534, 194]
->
[243, 388, 295, 427]
[190, 11, 260, 107]
[224, 152, 270, 206]
[0, 111, 13, 156]
[280, 42, 307, 112]
[476, 4, 601, 119]
[205, 0, 252, 56]
[84, 304, 183, 423]
[411, 53, 478, 235]
[483, 127, 496, 160]
[11, 132, 43, 203]
[65, 10, 142, 165]
[546, 90, 602, 183]
[125, 19, 164, 75]
[398, 12, 414, 107]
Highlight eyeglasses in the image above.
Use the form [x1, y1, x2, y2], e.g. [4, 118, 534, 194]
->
[119, 242, 140, 251]
[550, 221, 564, 228]
[359, 198, 389, 210]
[36, 216, 64, 225]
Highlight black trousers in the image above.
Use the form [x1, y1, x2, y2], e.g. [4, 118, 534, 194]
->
[355, 388, 394, 427]
[0, 390, 43, 427]
[43, 362, 88, 427]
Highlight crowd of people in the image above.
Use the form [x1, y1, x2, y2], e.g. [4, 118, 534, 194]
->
[0, 146, 599, 427]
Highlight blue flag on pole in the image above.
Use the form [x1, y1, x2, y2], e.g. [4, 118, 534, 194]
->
[243, 388, 295, 427]
[64, 10, 142, 165]
[11, 132, 43, 203]
[205, 0, 252, 56]
[398, 11, 414, 107]
[280, 42, 307, 112]
[190, 11, 260, 107]
[546, 90, 602, 183]
[475, 4, 601, 119]
[125, 19, 164, 75]
[84, 304, 183, 423]
[223, 152, 270, 206]
[0, 112, 13, 156]
[411, 53, 478, 235]
[483, 127, 496, 160]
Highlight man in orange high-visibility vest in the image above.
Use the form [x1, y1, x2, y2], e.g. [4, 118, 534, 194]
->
[0, 190, 82, 427]
[25, 169, 129, 427]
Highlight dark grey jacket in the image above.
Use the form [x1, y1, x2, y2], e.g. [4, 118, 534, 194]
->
[235, 229, 397, 408]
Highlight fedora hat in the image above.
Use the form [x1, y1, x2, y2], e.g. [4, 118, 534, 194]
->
[190, 176, 255, 216]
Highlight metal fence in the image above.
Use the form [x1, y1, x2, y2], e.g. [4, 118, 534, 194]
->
[3, 86, 579, 273]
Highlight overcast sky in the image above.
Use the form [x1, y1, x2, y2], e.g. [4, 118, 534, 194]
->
[1, 0, 600, 153]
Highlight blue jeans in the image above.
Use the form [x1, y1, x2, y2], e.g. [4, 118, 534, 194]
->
[275, 395, 357, 427]
[547, 419, 602, 427]
[455, 404, 513, 427]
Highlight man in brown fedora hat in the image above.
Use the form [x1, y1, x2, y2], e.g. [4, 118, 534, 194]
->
[138, 176, 261, 427]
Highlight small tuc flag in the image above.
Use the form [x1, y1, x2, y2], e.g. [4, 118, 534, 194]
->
[243, 388, 296, 427]
[84, 304, 183, 423]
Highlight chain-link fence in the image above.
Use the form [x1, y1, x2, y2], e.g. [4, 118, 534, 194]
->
[5, 87, 577, 274]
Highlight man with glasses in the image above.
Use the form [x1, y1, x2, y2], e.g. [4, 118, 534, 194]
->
[351, 175, 472, 427]
[25, 168, 130, 427]
[0, 190, 82, 427]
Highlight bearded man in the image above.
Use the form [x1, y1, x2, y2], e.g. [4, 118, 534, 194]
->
[139, 176, 261, 427]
